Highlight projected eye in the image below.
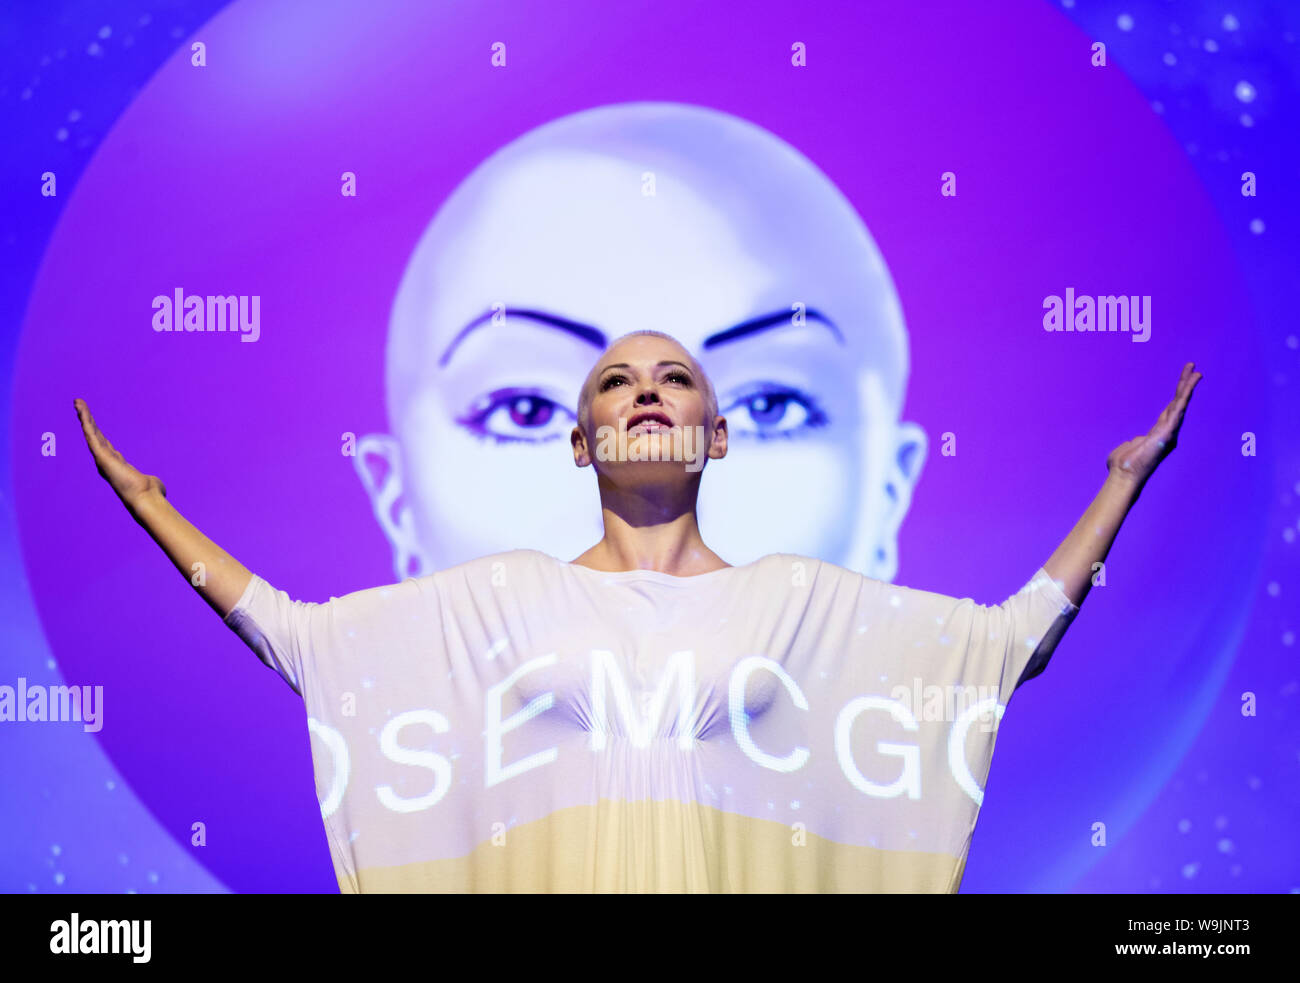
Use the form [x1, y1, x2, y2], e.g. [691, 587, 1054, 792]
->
[724, 385, 827, 439]
[457, 389, 574, 444]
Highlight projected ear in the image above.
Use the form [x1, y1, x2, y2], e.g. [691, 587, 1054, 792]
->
[353, 433, 430, 579]
[872, 421, 927, 582]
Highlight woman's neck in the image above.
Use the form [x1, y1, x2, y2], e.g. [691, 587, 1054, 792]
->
[571, 488, 729, 575]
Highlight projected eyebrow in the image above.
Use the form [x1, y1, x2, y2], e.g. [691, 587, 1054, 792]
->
[438, 306, 841, 366]
[438, 308, 607, 367]
[702, 308, 843, 348]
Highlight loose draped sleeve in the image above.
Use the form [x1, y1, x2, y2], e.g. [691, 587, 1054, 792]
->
[223, 574, 319, 696]
[221, 572, 441, 699]
[858, 565, 1080, 711]
[995, 568, 1080, 695]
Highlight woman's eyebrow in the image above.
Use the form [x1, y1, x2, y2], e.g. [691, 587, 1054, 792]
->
[598, 360, 694, 377]
[600, 361, 696, 371]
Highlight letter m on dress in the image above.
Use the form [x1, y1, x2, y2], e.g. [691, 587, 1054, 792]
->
[590, 649, 696, 751]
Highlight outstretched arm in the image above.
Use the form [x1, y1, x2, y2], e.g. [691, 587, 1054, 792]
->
[74, 398, 254, 618]
[1041, 362, 1203, 608]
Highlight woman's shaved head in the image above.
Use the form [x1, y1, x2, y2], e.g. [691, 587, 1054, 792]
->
[576, 329, 719, 434]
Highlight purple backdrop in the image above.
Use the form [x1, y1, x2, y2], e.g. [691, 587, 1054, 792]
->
[12, 0, 1267, 891]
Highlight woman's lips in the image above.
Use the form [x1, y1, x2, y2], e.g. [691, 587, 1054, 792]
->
[628, 421, 673, 436]
[626, 411, 674, 436]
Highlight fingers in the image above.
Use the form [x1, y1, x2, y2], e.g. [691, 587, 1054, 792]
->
[74, 399, 98, 445]
[1165, 364, 1201, 422]
[1177, 362, 1202, 403]
[1150, 363, 1202, 441]
[74, 398, 114, 458]
[1179, 371, 1201, 414]
[82, 411, 103, 449]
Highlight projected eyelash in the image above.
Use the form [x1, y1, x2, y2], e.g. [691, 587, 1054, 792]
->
[456, 388, 573, 444]
[725, 384, 828, 439]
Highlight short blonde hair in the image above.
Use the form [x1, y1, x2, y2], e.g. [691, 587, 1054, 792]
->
[577, 330, 718, 432]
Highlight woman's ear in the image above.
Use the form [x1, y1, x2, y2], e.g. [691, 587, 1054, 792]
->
[572, 423, 592, 467]
[707, 415, 728, 460]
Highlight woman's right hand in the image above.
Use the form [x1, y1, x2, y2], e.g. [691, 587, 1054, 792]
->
[74, 398, 167, 511]
[73, 398, 254, 618]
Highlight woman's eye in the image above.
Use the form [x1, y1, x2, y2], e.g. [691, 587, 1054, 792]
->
[600, 374, 627, 391]
[457, 389, 574, 443]
[725, 386, 827, 439]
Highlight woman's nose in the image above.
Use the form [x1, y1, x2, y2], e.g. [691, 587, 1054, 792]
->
[635, 386, 661, 405]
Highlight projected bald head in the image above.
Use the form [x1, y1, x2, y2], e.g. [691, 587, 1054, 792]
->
[355, 102, 925, 579]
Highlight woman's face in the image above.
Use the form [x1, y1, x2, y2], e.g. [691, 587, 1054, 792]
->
[361, 121, 924, 576]
[574, 333, 723, 482]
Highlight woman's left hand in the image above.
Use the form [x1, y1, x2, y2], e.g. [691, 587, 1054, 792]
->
[1106, 361, 1203, 490]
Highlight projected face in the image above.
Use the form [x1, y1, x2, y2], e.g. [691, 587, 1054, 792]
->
[356, 103, 926, 580]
